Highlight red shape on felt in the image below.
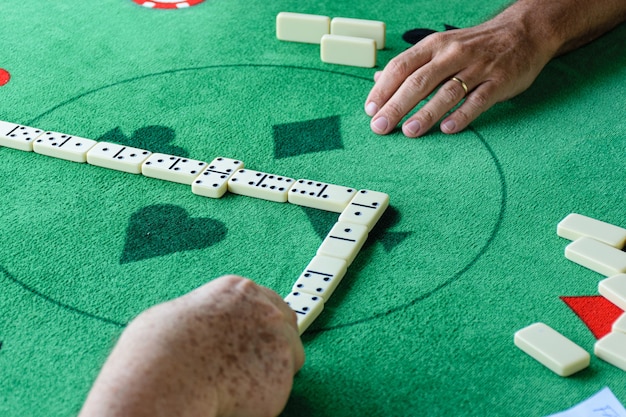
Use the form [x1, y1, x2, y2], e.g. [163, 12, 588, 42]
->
[0, 69, 10, 86]
[561, 295, 624, 339]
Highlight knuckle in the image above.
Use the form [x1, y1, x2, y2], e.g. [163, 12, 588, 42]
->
[383, 100, 407, 119]
[404, 73, 429, 94]
[466, 90, 490, 111]
[418, 108, 437, 125]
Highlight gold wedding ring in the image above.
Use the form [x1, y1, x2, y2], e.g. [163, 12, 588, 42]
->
[451, 77, 468, 95]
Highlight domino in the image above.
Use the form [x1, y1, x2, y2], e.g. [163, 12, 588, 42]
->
[284, 290, 324, 335]
[557, 213, 626, 248]
[87, 142, 152, 174]
[613, 313, 626, 334]
[338, 189, 389, 232]
[191, 157, 244, 199]
[288, 179, 356, 213]
[320, 34, 376, 68]
[292, 255, 348, 302]
[276, 12, 330, 44]
[565, 237, 626, 277]
[331, 17, 386, 49]
[227, 168, 294, 203]
[317, 221, 368, 266]
[514, 322, 590, 377]
[0, 120, 44, 151]
[599, 274, 626, 310]
[142, 153, 207, 185]
[594, 331, 626, 372]
[33, 131, 97, 163]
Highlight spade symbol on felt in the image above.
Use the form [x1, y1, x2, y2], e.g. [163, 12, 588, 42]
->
[120, 204, 228, 264]
[402, 25, 458, 45]
[97, 126, 188, 157]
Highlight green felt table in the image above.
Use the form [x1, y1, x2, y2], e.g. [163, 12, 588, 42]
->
[1, 1, 625, 416]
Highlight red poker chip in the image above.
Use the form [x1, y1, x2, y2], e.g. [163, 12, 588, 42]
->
[132, 0, 204, 9]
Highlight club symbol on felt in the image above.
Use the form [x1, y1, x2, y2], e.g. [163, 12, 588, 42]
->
[120, 204, 227, 264]
[98, 126, 188, 157]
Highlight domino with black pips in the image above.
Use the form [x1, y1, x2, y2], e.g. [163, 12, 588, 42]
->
[0, 120, 44, 151]
[228, 168, 295, 203]
[339, 189, 389, 232]
[284, 290, 324, 335]
[317, 221, 369, 266]
[33, 131, 97, 163]
[87, 142, 152, 174]
[141, 153, 207, 185]
[292, 255, 348, 302]
[192, 157, 244, 198]
[288, 179, 356, 213]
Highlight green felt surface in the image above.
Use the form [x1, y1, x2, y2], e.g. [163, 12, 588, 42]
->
[1, 0, 625, 416]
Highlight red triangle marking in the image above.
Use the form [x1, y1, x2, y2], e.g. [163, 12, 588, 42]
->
[561, 295, 624, 339]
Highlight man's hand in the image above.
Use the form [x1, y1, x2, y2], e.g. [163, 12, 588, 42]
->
[79, 275, 304, 417]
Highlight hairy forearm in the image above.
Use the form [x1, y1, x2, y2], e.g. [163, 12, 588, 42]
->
[496, 0, 626, 57]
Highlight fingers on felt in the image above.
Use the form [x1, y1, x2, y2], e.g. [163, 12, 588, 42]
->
[440, 82, 499, 134]
[402, 77, 469, 137]
[365, 48, 431, 118]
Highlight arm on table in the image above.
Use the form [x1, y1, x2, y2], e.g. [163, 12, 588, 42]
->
[78, 275, 304, 417]
[365, 0, 626, 137]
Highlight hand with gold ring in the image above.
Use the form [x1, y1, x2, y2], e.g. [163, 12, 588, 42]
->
[364, 0, 626, 138]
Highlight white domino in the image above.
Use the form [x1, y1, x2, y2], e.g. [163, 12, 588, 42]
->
[141, 153, 207, 185]
[613, 313, 626, 334]
[288, 179, 356, 213]
[595, 331, 626, 372]
[339, 189, 389, 232]
[33, 131, 97, 163]
[514, 322, 590, 377]
[599, 274, 626, 310]
[565, 237, 626, 277]
[192, 157, 244, 198]
[320, 34, 376, 68]
[317, 221, 368, 266]
[557, 213, 626, 248]
[228, 169, 294, 203]
[276, 12, 330, 44]
[0, 121, 44, 151]
[331, 17, 386, 49]
[87, 142, 151, 174]
[292, 255, 348, 302]
[284, 290, 324, 335]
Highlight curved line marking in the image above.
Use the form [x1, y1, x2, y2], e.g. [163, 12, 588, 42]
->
[1, 65, 506, 331]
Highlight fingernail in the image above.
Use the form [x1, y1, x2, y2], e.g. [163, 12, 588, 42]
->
[441, 120, 457, 133]
[371, 116, 388, 133]
[365, 102, 379, 116]
[404, 120, 421, 137]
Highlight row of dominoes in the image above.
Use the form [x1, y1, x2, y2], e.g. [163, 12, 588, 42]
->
[0, 120, 389, 335]
[276, 12, 386, 68]
[514, 214, 626, 376]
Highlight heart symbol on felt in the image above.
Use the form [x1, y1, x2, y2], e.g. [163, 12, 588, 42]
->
[120, 204, 228, 264]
